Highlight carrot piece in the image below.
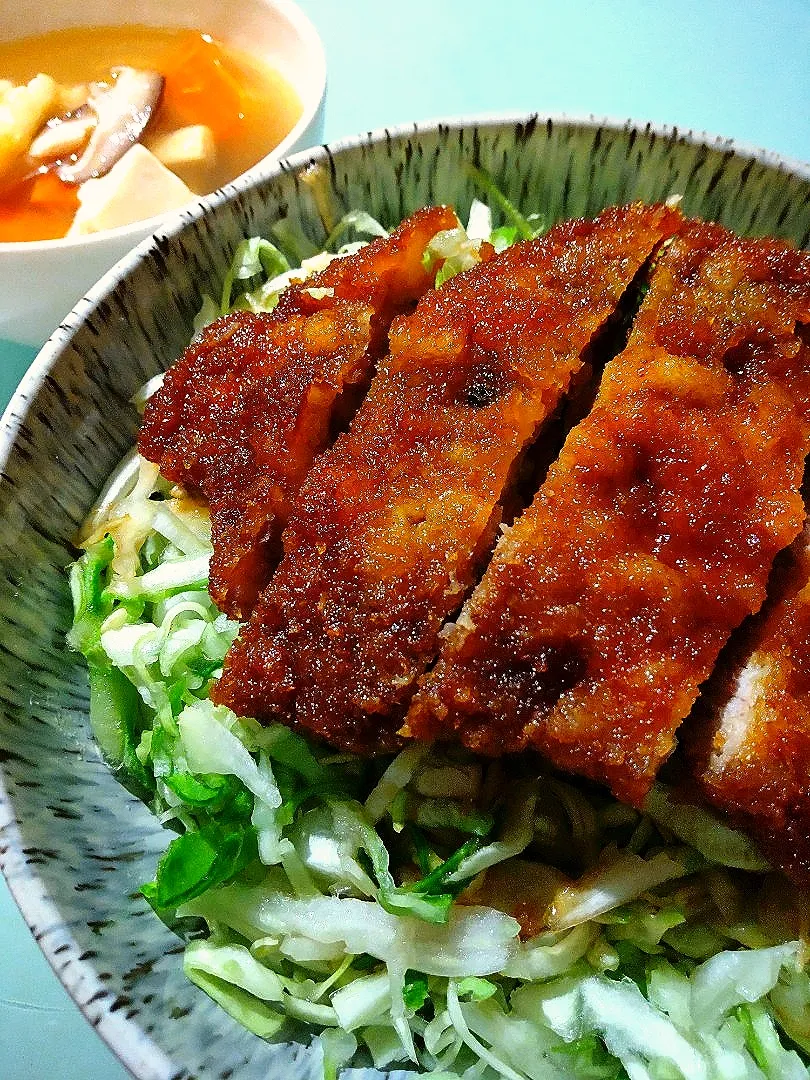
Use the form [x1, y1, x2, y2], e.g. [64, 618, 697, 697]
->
[159, 32, 248, 141]
[0, 172, 79, 242]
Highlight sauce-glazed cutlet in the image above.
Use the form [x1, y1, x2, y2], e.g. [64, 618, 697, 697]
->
[137, 205, 459, 618]
[686, 478, 810, 885]
[214, 203, 682, 752]
[407, 223, 810, 808]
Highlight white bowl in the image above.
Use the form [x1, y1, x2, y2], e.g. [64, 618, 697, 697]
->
[0, 0, 326, 346]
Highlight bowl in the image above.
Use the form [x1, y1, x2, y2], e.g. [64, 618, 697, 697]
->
[1, 115, 809, 1079]
[0, 0, 326, 347]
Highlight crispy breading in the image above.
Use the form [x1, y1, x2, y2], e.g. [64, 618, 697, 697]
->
[214, 203, 682, 751]
[407, 223, 810, 807]
[687, 500, 810, 885]
[138, 206, 458, 617]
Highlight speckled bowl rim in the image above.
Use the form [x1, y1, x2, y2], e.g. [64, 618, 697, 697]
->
[1, 111, 809, 1079]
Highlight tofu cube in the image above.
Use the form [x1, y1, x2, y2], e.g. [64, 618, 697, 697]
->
[144, 124, 216, 194]
[68, 143, 195, 236]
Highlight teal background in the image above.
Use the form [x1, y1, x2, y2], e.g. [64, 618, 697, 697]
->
[1, 0, 808, 1075]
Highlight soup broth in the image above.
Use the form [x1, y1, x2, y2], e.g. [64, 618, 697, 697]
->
[0, 25, 303, 241]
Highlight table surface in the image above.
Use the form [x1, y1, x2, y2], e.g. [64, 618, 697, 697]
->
[1, 0, 809, 1075]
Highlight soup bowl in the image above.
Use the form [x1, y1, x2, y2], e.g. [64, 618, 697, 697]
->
[0, 116, 809, 1079]
[0, 0, 325, 346]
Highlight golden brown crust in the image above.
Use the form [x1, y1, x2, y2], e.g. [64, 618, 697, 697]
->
[686, 511, 810, 885]
[214, 203, 682, 751]
[137, 205, 458, 618]
[407, 223, 810, 807]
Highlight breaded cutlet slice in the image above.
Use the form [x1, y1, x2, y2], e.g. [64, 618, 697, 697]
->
[214, 203, 682, 752]
[138, 205, 459, 618]
[686, 483, 810, 885]
[407, 223, 810, 808]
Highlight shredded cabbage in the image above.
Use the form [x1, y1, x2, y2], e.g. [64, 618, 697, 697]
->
[66, 196, 810, 1080]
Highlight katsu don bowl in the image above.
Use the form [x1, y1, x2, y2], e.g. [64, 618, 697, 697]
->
[1, 116, 810, 1080]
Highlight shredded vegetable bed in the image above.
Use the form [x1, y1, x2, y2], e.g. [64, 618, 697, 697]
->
[67, 198, 810, 1080]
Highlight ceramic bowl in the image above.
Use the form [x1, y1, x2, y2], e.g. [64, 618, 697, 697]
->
[1, 116, 809, 1080]
[0, 0, 326, 347]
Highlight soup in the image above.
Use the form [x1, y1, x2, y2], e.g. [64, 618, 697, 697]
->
[0, 25, 302, 242]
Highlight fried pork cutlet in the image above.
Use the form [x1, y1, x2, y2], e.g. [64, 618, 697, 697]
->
[214, 203, 682, 752]
[137, 205, 459, 618]
[407, 223, 810, 808]
[687, 494, 810, 886]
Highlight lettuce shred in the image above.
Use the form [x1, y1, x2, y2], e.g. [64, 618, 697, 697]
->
[67, 198, 810, 1080]
[193, 208, 393, 334]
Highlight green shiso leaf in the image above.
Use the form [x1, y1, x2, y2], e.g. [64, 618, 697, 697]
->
[163, 771, 252, 820]
[143, 822, 258, 910]
[402, 972, 430, 1012]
